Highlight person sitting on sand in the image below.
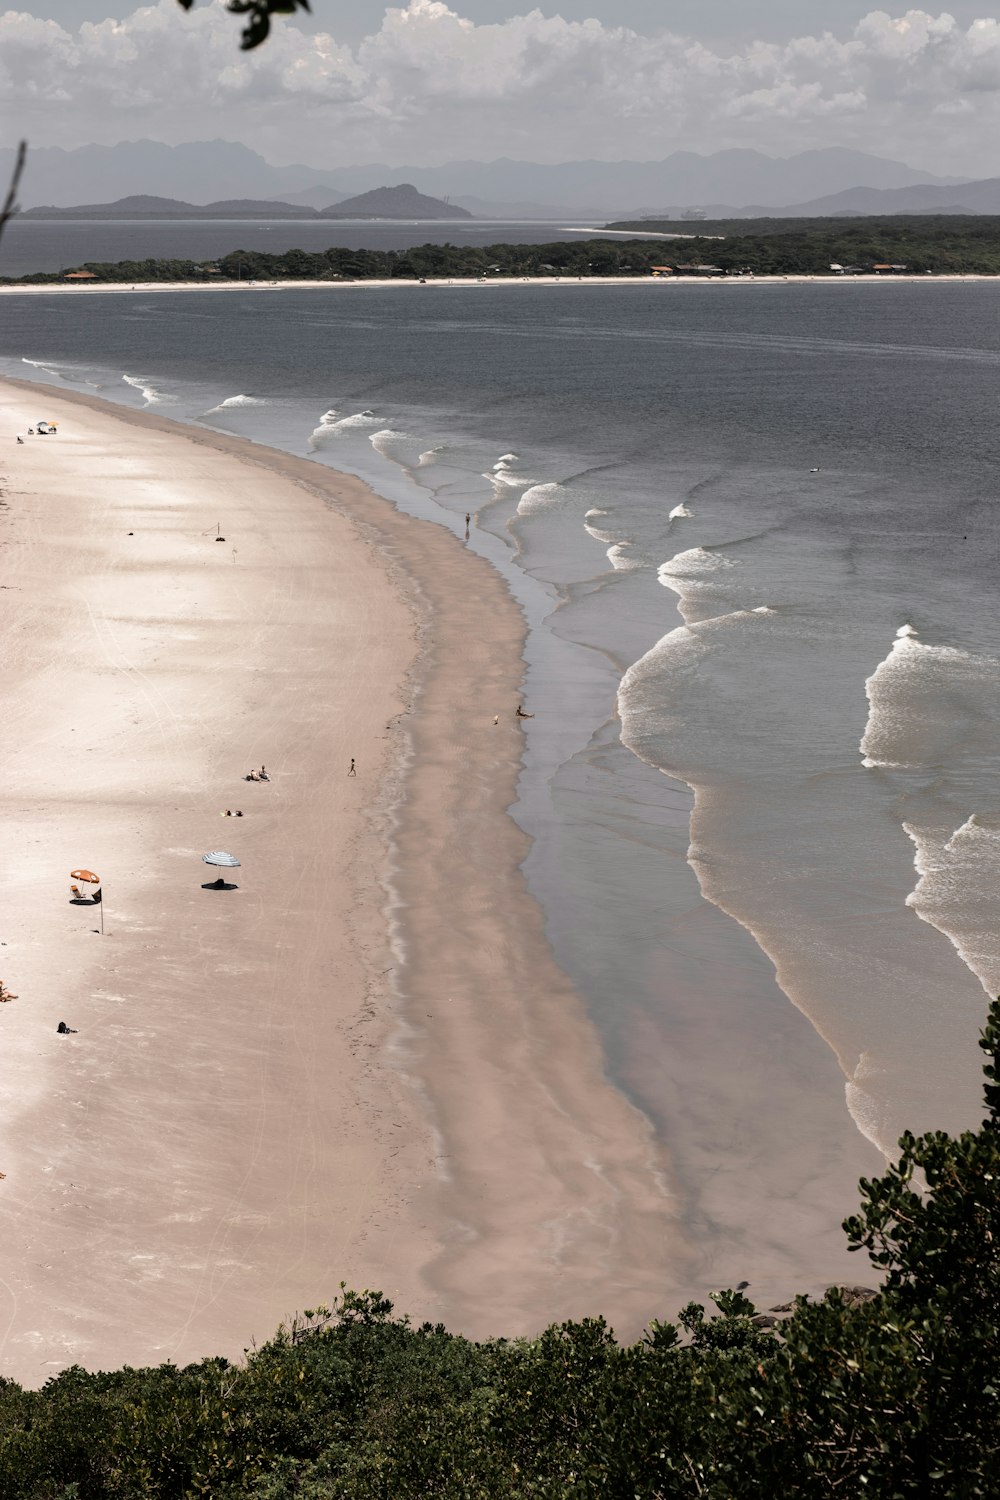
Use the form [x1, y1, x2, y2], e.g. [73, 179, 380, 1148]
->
[245, 770, 259, 781]
[515, 704, 535, 719]
[56, 1021, 77, 1034]
[259, 765, 268, 779]
[223, 809, 232, 817]
[235, 810, 243, 817]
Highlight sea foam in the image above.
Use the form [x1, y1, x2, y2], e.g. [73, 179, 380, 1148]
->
[308, 409, 383, 448]
[203, 394, 269, 415]
[517, 482, 564, 514]
[860, 624, 984, 769]
[123, 372, 173, 405]
[904, 815, 1000, 998]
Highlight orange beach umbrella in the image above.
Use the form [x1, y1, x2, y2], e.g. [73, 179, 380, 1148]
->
[70, 869, 100, 885]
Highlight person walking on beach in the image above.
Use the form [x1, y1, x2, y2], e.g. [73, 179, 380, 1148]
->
[348, 758, 356, 776]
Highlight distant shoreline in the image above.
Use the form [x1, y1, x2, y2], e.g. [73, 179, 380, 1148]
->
[1, 272, 996, 295]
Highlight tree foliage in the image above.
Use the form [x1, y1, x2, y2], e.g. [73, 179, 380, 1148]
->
[175, 0, 311, 51]
[0, 1003, 997, 1495]
[12, 221, 1000, 286]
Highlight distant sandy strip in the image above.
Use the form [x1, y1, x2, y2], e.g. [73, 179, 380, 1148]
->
[0, 377, 681, 1386]
[0, 273, 996, 296]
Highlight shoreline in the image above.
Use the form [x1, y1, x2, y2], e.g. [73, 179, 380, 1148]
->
[0, 273, 998, 295]
[0, 376, 682, 1383]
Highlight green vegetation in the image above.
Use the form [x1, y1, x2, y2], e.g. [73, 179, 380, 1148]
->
[605, 214, 1000, 275]
[2, 240, 677, 285]
[1, 1002, 998, 1496]
[12, 221, 1000, 285]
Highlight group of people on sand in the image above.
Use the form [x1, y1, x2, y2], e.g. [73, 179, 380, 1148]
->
[245, 765, 269, 782]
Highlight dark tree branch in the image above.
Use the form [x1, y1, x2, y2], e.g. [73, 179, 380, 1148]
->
[176, 0, 312, 50]
[0, 140, 26, 247]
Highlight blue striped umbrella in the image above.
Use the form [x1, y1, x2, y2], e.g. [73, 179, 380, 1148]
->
[202, 850, 240, 887]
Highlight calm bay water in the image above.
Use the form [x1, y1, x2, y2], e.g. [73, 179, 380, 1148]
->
[4, 281, 999, 1290]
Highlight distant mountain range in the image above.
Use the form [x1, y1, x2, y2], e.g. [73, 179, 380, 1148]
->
[752, 175, 1000, 217]
[19, 187, 470, 223]
[1, 139, 974, 220]
[19, 195, 320, 221]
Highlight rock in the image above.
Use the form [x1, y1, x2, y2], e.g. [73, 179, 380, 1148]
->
[828, 1285, 879, 1307]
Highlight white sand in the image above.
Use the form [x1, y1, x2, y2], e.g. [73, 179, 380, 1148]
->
[0, 382, 683, 1385]
[0, 273, 994, 297]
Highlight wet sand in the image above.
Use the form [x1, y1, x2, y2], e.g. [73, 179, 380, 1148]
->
[0, 377, 683, 1385]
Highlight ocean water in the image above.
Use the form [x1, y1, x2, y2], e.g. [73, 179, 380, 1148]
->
[4, 282, 1000, 1287]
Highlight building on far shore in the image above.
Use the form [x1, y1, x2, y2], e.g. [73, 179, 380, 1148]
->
[64, 269, 98, 280]
[871, 263, 909, 274]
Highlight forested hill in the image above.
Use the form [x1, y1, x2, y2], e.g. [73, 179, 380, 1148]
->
[10, 220, 1000, 283]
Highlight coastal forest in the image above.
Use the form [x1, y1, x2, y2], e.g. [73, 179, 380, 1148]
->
[0, 1003, 997, 1497]
[12, 217, 1000, 284]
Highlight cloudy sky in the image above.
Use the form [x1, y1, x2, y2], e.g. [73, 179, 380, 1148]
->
[2, 1, 1000, 172]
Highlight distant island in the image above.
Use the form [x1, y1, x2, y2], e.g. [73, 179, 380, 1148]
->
[317, 184, 472, 220]
[18, 185, 473, 223]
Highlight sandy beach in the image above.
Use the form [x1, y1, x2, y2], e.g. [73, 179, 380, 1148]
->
[0, 273, 995, 296]
[0, 377, 683, 1386]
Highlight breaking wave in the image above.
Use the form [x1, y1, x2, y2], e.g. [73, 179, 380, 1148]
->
[203, 393, 269, 415]
[123, 372, 173, 405]
[517, 481, 565, 514]
[308, 408, 383, 448]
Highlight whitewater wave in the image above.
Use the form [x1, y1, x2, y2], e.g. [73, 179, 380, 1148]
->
[123, 372, 174, 405]
[845, 1054, 891, 1154]
[309, 408, 383, 448]
[370, 429, 413, 459]
[860, 624, 984, 769]
[418, 445, 445, 466]
[669, 502, 692, 519]
[517, 482, 565, 515]
[22, 356, 70, 381]
[904, 815, 1000, 998]
[583, 520, 617, 545]
[202, 394, 269, 415]
[607, 543, 643, 571]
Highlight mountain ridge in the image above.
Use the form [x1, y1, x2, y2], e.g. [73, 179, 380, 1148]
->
[1, 139, 966, 215]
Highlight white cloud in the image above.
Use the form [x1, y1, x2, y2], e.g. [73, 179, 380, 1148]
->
[1, 1, 999, 169]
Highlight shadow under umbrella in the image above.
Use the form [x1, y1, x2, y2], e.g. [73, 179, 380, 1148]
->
[201, 850, 241, 890]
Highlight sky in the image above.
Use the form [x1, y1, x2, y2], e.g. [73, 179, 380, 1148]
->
[2, 1, 1000, 172]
